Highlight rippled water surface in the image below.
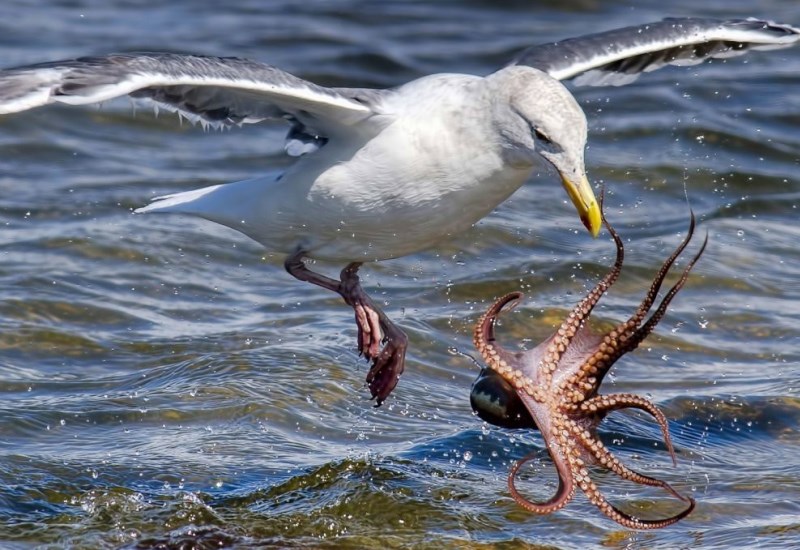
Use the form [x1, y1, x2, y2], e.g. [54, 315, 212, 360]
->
[1, 1, 799, 548]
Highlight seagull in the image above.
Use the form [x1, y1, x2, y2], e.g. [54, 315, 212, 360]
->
[0, 17, 797, 404]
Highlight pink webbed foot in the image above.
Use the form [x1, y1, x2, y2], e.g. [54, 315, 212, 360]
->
[340, 264, 407, 405]
[285, 253, 408, 405]
[364, 318, 407, 405]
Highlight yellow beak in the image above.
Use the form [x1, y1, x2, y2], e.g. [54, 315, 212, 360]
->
[561, 173, 601, 237]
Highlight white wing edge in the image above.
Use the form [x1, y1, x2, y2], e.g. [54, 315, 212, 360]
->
[0, 69, 372, 125]
[547, 19, 800, 82]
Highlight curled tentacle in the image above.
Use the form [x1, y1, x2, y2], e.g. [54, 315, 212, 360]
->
[475, 292, 523, 346]
[567, 415, 691, 509]
[580, 393, 677, 465]
[579, 474, 696, 530]
[509, 428, 577, 514]
[473, 292, 524, 371]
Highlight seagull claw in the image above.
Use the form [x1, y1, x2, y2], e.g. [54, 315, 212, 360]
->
[366, 330, 408, 406]
[285, 252, 408, 404]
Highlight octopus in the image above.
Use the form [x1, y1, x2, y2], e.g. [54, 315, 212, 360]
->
[470, 210, 705, 529]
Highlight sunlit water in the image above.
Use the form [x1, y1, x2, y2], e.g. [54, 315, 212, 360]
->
[1, 1, 799, 548]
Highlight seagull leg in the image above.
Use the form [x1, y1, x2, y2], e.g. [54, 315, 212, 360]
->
[284, 252, 407, 405]
[339, 263, 408, 405]
[339, 263, 382, 359]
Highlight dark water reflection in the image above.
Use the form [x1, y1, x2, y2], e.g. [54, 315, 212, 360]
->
[1, 0, 799, 548]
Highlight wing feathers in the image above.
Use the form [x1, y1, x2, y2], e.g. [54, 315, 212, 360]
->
[0, 53, 377, 133]
[513, 18, 800, 86]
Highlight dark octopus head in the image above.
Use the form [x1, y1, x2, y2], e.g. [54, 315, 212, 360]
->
[471, 208, 706, 529]
[470, 367, 537, 429]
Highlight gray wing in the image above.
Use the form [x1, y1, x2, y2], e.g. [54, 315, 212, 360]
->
[512, 17, 800, 86]
[0, 52, 384, 145]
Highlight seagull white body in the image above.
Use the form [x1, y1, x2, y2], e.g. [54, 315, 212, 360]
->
[0, 16, 797, 402]
[140, 72, 532, 261]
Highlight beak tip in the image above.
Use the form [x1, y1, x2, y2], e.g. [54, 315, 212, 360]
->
[581, 215, 600, 238]
[580, 202, 602, 238]
[561, 172, 601, 239]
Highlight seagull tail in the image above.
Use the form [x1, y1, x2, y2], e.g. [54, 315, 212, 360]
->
[134, 184, 224, 215]
[133, 178, 278, 249]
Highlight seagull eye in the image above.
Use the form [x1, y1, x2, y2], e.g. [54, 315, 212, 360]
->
[533, 128, 553, 145]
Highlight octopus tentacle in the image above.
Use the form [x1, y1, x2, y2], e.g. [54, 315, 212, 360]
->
[623, 211, 697, 331]
[580, 393, 677, 465]
[627, 233, 708, 350]
[578, 474, 696, 530]
[473, 292, 524, 374]
[547, 200, 625, 369]
[567, 417, 690, 506]
[565, 333, 622, 401]
[582, 220, 706, 387]
[471, 209, 702, 529]
[509, 420, 577, 513]
[550, 209, 625, 397]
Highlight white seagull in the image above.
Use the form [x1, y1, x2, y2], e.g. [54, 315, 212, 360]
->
[0, 17, 797, 403]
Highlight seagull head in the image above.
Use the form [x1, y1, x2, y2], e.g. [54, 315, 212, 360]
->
[490, 65, 601, 237]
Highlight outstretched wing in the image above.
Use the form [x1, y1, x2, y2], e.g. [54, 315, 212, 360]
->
[0, 52, 383, 140]
[512, 17, 800, 86]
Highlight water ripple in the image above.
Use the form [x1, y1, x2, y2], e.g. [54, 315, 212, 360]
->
[1, 1, 800, 548]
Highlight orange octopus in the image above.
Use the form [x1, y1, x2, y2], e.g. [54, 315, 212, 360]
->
[471, 210, 705, 529]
